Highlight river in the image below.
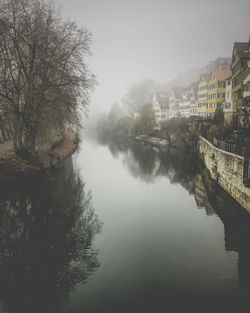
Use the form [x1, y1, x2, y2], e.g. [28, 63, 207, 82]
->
[0, 138, 250, 313]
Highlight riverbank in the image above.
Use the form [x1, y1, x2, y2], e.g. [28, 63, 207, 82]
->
[0, 133, 79, 182]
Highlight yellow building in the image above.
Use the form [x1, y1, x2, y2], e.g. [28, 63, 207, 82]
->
[197, 74, 209, 117]
[231, 42, 250, 112]
[206, 70, 231, 117]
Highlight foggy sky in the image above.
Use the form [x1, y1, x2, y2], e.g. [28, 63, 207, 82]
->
[56, 0, 250, 114]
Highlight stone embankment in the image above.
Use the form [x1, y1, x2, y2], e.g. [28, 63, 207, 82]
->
[199, 136, 250, 212]
[134, 135, 169, 150]
[0, 133, 78, 181]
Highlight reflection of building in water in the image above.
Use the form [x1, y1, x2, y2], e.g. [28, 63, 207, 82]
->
[223, 212, 250, 291]
[195, 168, 250, 291]
[200, 169, 250, 291]
[194, 174, 215, 216]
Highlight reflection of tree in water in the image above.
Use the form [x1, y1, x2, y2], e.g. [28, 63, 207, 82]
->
[0, 158, 101, 313]
[157, 146, 199, 193]
[123, 144, 160, 182]
[107, 139, 130, 159]
[122, 142, 199, 191]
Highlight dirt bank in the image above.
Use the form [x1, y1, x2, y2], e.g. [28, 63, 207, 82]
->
[0, 133, 79, 182]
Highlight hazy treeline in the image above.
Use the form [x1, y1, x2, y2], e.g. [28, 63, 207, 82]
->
[90, 75, 240, 152]
[90, 88, 199, 151]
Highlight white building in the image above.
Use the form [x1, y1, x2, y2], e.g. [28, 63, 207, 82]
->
[179, 91, 191, 118]
[168, 88, 184, 119]
[197, 74, 209, 117]
[152, 93, 169, 127]
[222, 77, 233, 124]
[179, 87, 197, 118]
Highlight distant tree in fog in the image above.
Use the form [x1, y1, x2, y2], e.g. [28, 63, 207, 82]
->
[122, 79, 156, 117]
[130, 103, 155, 136]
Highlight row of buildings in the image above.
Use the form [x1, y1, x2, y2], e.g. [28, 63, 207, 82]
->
[152, 38, 250, 127]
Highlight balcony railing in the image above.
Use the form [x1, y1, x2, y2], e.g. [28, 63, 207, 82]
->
[212, 137, 248, 157]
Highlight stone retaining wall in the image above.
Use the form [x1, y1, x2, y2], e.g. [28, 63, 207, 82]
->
[199, 136, 250, 212]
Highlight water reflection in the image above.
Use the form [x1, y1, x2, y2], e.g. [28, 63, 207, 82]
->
[114, 141, 199, 193]
[194, 171, 250, 305]
[106, 139, 250, 295]
[0, 158, 101, 313]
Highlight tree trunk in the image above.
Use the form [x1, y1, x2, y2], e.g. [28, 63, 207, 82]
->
[0, 117, 7, 141]
[0, 126, 7, 142]
[12, 119, 24, 153]
[12, 134, 18, 151]
[23, 125, 37, 156]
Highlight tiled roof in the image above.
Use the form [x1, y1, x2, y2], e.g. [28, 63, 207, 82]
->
[212, 70, 232, 81]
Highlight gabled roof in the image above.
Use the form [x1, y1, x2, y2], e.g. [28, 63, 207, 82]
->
[154, 93, 169, 109]
[211, 70, 232, 81]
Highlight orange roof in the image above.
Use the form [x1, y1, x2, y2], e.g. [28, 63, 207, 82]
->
[211, 70, 232, 81]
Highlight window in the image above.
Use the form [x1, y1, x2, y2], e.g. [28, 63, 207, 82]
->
[217, 93, 225, 98]
[218, 81, 225, 88]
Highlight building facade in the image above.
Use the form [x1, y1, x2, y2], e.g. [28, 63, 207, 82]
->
[197, 74, 209, 117]
[231, 42, 250, 113]
[179, 88, 197, 118]
[207, 70, 231, 117]
[243, 41, 250, 108]
[222, 77, 233, 124]
[204, 57, 231, 74]
[152, 93, 169, 128]
[168, 88, 183, 119]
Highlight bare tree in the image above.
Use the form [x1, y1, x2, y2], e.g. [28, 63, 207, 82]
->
[0, 0, 95, 156]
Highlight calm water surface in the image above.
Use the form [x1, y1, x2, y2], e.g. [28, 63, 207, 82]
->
[0, 138, 250, 313]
